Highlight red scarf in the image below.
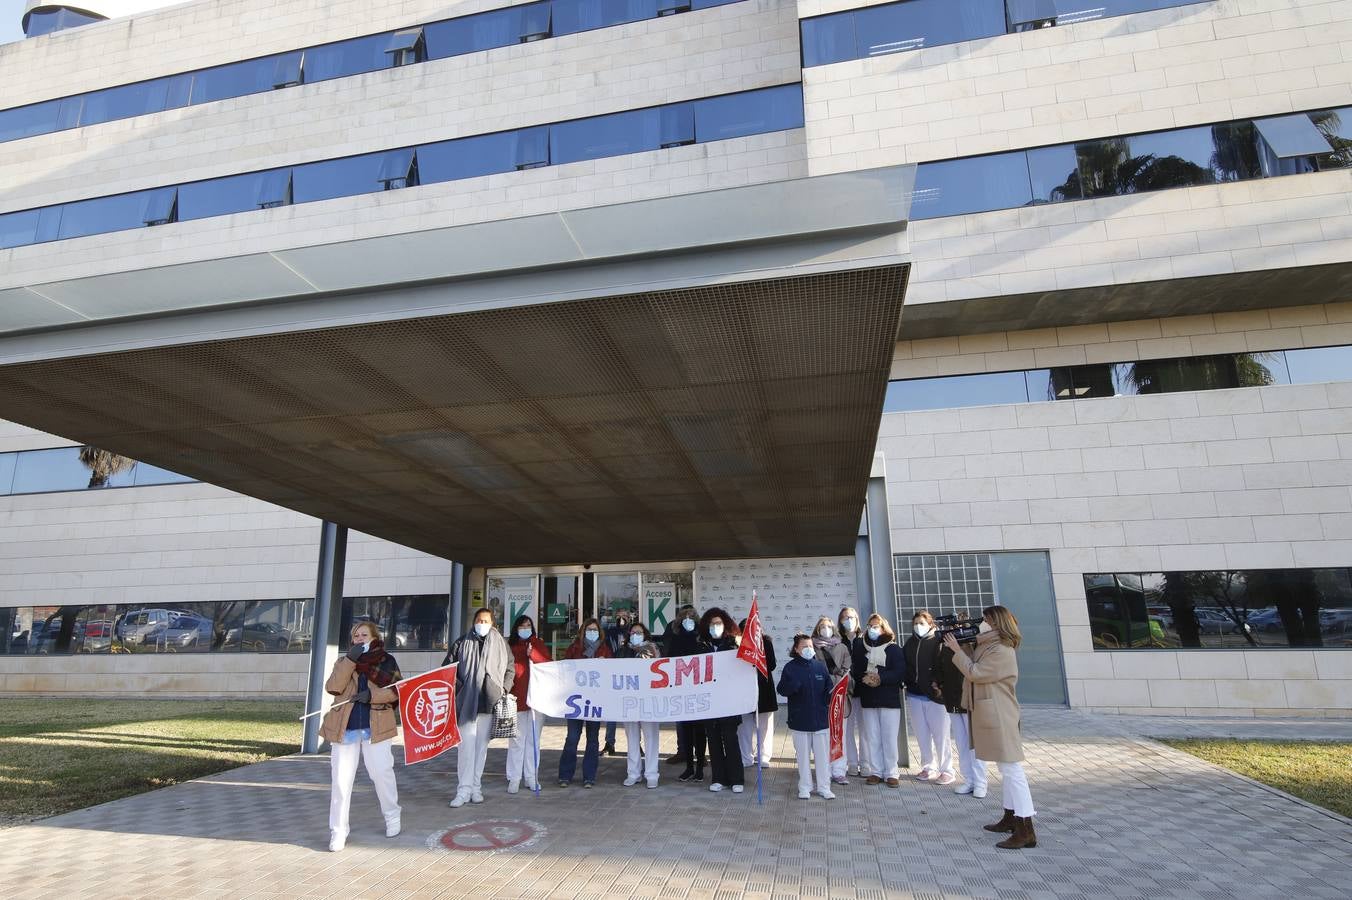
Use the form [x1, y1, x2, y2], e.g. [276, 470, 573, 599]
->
[354, 639, 395, 687]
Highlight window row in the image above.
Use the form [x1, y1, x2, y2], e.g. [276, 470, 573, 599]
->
[1084, 569, 1352, 651]
[908, 106, 1352, 221]
[0, 594, 451, 656]
[2, 0, 743, 145]
[24, 7, 105, 38]
[0, 445, 194, 496]
[0, 83, 804, 250]
[885, 343, 1352, 413]
[801, 0, 1209, 68]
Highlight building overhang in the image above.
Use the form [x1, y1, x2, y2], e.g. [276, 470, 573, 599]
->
[0, 168, 915, 566]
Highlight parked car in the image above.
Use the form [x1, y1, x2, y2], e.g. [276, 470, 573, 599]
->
[224, 621, 300, 651]
[146, 613, 214, 651]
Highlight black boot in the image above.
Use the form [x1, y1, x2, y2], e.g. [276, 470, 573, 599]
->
[678, 764, 696, 782]
[603, 742, 616, 756]
[693, 761, 705, 782]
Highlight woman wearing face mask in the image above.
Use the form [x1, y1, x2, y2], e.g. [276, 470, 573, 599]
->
[321, 618, 402, 851]
[737, 617, 777, 771]
[618, 622, 662, 788]
[505, 614, 551, 795]
[837, 606, 869, 777]
[811, 616, 852, 787]
[850, 612, 904, 787]
[934, 627, 987, 799]
[698, 607, 745, 794]
[602, 610, 634, 757]
[443, 608, 514, 808]
[903, 611, 954, 786]
[664, 605, 706, 782]
[558, 617, 613, 788]
[777, 633, 834, 800]
[942, 606, 1037, 850]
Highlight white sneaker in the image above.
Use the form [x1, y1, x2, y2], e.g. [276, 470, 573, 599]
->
[954, 783, 974, 795]
[731, 784, 744, 794]
[818, 791, 835, 800]
[507, 781, 520, 795]
[449, 794, 469, 808]
[974, 785, 988, 799]
[647, 779, 659, 789]
[709, 783, 724, 792]
[470, 792, 484, 804]
[328, 830, 347, 852]
[385, 816, 401, 838]
[760, 761, 771, 769]
[798, 789, 811, 799]
[623, 777, 640, 786]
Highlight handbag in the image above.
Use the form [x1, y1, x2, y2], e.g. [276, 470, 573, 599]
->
[491, 692, 519, 739]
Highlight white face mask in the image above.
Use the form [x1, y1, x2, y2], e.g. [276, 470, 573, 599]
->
[867, 626, 881, 641]
[682, 618, 696, 632]
[517, 628, 533, 640]
[585, 629, 600, 642]
[473, 622, 491, 637]
[819, 625, 833, 638]
[709, 623, 724, 639]
[914, 624, 933, 638]
[800, 646, 816, 660]
[978, 621, 993, 634]
[843, 617, 857, 632]
[629, 633, 644, 646]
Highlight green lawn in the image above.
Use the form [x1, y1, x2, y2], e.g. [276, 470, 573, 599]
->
[1163, 739, 1352, 820]
[0, 699, 302, 825]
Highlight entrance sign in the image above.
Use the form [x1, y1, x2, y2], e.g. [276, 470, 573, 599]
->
[545, 603, 569, 624]
[397, 663, 460, 765]
[505, 586, 534, 631]
[527, 651, 757, 723]
[643, 582, 675, 634]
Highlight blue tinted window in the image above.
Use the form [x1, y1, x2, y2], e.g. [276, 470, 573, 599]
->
[303, 34, 391, 83]
[885, 371, 1031, 412]
[852, 0, 1004, 58]
[694, 84, 804, 142]
[418, 132, 519, 182]
[690, 0, 740, 6]
[911, 152, 1032, 220]
[24, 8, 103, 37]
[0, 210, 40, 250]
[1027, 144, 1081, 203]
[179, 171, 284, 220]
[189, 58, 276, 104]
[56, 192, 151, 240]
[425, 8, 523, 57]
[801, 13, 857, 67]
[1124, 126, 1219, 190]
[1285, 346, 1352, 385]
[551, 108, 661, 164]
[10, 448, 93, 493]
[133, 462, 196, 486]
[514, 127, 550, 169]
[79, 80, 172, 127]
[1311, 106, 1352, 171]
[0, 100, 62, 143]
[554, 0, 658, 36]
[0, 454, 15, 494]
[293, 153, 388, 203]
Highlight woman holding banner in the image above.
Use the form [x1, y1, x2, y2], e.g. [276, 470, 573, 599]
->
[699, 607, 745, 794]
[320, 618, 402, 852]
[618, 622, 662, 788]
[850, 612, 905, 787]
[812, 616, 852, 787]
[505, 614, 551, 795]
[444, 608, 514, 808]
[558, 618, 612, 788]
[837, 606, 869, 778]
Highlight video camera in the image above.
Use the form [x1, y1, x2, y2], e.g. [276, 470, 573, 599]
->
[935, 613, 982, 644]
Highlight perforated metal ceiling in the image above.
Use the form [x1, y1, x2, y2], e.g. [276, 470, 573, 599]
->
[0, 266, 908, 566]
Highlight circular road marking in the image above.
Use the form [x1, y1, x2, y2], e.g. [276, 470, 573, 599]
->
[427, 819, 545, 854]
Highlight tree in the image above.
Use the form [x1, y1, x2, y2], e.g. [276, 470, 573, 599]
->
[78, 446, 135, 488]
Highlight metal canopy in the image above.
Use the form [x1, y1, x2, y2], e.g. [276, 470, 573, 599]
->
[0, 266, 909, 566]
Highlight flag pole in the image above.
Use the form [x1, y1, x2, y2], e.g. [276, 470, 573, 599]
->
[531, 706, 540, 798]
[755, 710, 763, 805]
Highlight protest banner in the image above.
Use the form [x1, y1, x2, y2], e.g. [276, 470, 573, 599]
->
[527, 651, 757, 723]
[828, 671, 850, 762]
[397, 662, 460, 765]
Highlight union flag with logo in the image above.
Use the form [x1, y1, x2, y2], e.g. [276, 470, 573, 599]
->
[736, 593, 768, 677]
[828, 668, 850, 761]
[396, 662, 460, 765]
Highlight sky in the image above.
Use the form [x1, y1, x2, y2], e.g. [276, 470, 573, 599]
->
[1, 0, 26, 44]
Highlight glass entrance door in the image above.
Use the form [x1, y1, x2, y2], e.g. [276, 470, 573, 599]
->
[486, 574, 536, 637]
[540, 575, 579, 659]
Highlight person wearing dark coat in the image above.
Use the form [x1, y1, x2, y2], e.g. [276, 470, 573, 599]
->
[903, 611, 954, 785]
[698, 607, 745, 793]
[664, 605, 706, 779]
[777, 633, 835, 800]
[850, 612, 905, 786]
[934, 639, 988, 798]
[601, 609, 635, 756]
[737, 618, 777, 769]
[812, 615, 852, 786]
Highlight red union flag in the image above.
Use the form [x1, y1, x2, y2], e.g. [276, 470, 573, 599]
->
[828, 671, 850, 762]
[736, 594, 768, 677]
[396, 662, 460, 765]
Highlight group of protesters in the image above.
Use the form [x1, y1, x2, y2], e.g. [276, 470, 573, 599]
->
[321, 600, 1037, 853]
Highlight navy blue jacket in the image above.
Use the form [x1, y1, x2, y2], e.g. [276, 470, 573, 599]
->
[777, 655, 832, 732]
[850, 637, 905, 709]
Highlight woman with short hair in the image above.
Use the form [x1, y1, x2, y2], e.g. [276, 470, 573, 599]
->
[942, 605, 1038, 850]
[443, 607, 514, 808]
[849, 612, 904, 786]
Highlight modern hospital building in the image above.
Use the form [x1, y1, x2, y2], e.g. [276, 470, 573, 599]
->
[1, 0, 1349, 718]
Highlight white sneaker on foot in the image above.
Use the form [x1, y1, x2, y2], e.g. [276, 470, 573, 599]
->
[448, 794, 469, 808]
[647, 779, 659, 789]
[623, 777, 640, 786]
[974, 785, 988, 799]
[709, 783, 724, 792]
[470, 792, 484, 803]
[507, 781, 520, 795]
[385, 816, 401, 838]
[818, 791, 836, 800]
[328, 830, 347, 852]
[731, 784, 744, 794]
[954, 783, 974, 795]
[798, 789, 811, 799]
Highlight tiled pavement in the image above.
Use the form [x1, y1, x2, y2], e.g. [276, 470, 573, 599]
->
[4, 709, 1350, 899]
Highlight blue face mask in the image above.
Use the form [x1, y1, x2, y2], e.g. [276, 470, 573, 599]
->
[585, 629, 600, 642]
[800, 646, 816, 660]
[867, 626, 881, 641]
[629, 633, 644, 646]
[517, 628, 533, 640]
[474, 622, 491, 637]
[682, 618, 696, 632]
[709, 623, 724, 639]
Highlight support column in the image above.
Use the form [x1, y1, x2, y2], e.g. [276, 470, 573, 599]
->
[449, 561, 466, 643]
[859, 452, 906, 768]
[302, 521, 347, 754]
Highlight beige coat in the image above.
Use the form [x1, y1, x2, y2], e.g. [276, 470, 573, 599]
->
[950, 631, 1023, 763]
[319, 657, 400, 745]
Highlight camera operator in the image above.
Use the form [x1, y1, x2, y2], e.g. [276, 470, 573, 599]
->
[933, 623, 988, 799]
[903, 611, 954, 785]
[941, 605, 1036, 850]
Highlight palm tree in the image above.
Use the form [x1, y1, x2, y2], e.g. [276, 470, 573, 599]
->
[78, 446, 135, 488]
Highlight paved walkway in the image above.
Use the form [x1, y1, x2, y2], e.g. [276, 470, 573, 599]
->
[5, 709, 1350, 899]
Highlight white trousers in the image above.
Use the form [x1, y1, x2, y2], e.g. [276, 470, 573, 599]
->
[999, 761, 1035, 817]
[455, 713, 494, 797]
[791, 729, 831, 795]
[906, 694, 953, 776]
[833, 697, 868, 777]
[625, 721, 662, 783]
[329, 736, 399, 837]
[949, 711, 987, 792]
[859, 706, 901, 779]
[738, 712, 775, 766]
[505, 710, 543, 789]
